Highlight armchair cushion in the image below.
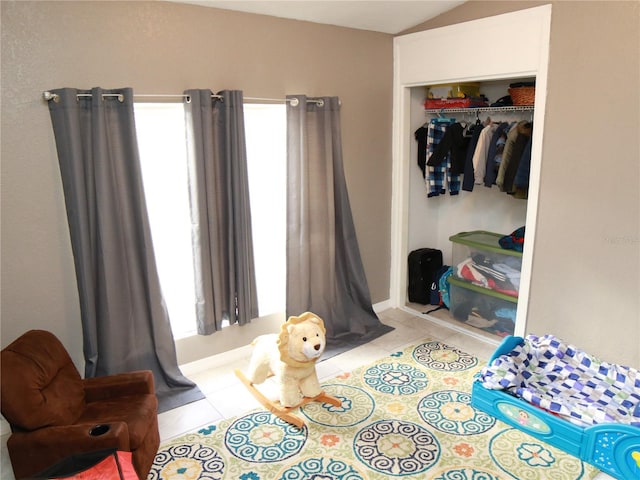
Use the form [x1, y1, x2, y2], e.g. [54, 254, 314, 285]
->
[1, 330, 85, 430]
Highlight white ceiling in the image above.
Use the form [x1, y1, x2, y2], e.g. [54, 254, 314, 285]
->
[169, 1, 466, 34]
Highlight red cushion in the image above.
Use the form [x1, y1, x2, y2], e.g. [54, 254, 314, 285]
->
[34, 449, 138, 480]
[0, 330, 85, 430]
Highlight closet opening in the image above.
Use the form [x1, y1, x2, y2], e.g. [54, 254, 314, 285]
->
[391, 4, 552, 349]
[405, 78, 536, 342]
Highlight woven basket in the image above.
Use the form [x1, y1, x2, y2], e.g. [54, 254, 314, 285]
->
[509, 86, 535, 106]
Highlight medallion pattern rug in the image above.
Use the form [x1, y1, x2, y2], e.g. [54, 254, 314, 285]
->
[149, 339, 599, 479]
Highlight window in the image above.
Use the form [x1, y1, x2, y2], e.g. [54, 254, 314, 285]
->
[135, 103, 196, 339]
[135, 102, 286, 339]
[244, 104, 287, 317]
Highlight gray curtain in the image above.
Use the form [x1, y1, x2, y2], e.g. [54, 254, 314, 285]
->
[47, 87, 204, 413]
[286, 95, 392, 353]
[184, 90, 258, 335]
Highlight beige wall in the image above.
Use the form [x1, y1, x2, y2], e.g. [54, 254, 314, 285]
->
[405, 1, 640, 367]
[0, 1, 393, 366]
[2, 0, 638, 371]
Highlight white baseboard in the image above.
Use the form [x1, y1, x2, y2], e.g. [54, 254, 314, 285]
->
[373, 299, 392, 313]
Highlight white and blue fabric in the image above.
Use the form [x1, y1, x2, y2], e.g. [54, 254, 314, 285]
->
[480, 334, 640, 428]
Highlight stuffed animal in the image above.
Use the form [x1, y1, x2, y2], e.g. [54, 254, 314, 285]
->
[247, 312, 327, 407]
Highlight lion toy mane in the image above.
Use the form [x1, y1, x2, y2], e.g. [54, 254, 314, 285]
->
[247, 312, 327, 407]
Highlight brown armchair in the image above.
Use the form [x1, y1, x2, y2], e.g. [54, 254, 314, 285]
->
[1, 330, 160, 479]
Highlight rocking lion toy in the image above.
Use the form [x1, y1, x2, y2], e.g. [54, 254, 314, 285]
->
[235, 312, 341, 428]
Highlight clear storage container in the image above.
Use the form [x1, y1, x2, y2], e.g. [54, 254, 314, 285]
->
[447, 276, 517, 336]
[449, 231, 522, 298]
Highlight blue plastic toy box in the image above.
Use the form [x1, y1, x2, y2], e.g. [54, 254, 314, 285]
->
[472, 336, 640, 480]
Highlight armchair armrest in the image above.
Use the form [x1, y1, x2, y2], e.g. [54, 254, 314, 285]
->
[7, 422, 130, 479]
[83, 370, 155, 402]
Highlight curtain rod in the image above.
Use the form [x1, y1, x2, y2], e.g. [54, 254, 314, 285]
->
[42, 91, 322, 106]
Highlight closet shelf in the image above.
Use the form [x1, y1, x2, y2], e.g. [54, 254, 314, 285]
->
[425, 105, 534, 114]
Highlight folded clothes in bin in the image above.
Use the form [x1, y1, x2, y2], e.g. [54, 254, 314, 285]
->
[456, 255, 520, 296]
[448, 276, 517, 337]
[449, 230, 523, 295]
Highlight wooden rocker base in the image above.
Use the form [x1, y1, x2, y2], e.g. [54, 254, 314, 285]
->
[235, 369, 342, 429]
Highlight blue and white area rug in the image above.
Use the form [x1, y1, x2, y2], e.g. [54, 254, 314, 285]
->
[148, 339, 598, 479]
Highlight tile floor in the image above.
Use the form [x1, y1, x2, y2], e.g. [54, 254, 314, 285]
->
[0, 308, 613, 479]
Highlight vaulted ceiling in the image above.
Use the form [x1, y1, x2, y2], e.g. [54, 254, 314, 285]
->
[168, 1, 466, 34]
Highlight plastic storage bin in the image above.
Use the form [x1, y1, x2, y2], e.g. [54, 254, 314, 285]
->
[450, 231, 522, 297]
[448, 276, 517, 336]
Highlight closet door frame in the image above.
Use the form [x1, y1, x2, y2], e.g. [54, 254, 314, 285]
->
[390, 5, 552, 337]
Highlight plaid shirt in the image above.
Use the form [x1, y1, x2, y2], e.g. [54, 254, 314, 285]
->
[426, 122, 461, 197]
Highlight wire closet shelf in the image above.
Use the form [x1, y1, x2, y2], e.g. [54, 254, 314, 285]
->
[425, 105, 534, 115]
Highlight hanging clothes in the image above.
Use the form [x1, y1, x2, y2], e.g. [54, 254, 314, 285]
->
[472, 123, 499, 185]
[414, 125, 429, 178]
[496, 120, 531, 192]
[418, 113, 534, 197]
[484, 122, 512, 187]
[425, 119, 460, 197]
[513, 137, 532, 199]
[462, 123, 484, 192]
[427, 122, 470, 175]
[498, 121, 532, 193]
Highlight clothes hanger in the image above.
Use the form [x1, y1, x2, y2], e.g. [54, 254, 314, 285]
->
[430, 110, 456, 124]
[464, 110, 483, 136]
